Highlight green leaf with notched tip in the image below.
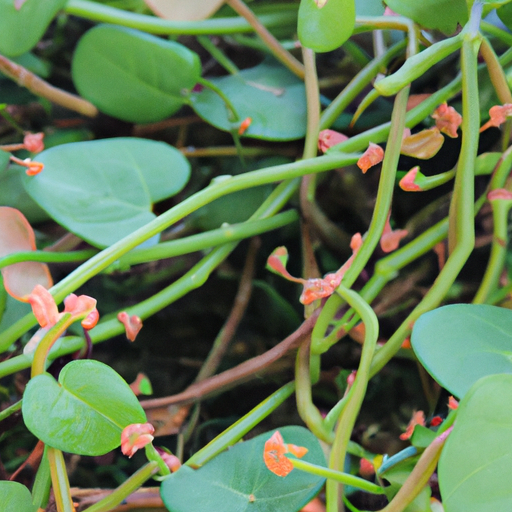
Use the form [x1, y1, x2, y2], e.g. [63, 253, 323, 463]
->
[22, 360, 146, 456]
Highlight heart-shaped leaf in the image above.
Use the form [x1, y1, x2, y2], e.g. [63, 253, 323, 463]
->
[411, 304, 512, 398]
[72, 24, 201, 123]
[0, 481, 33, 512]
[384, 0, 468, 34]
[144, 0, 224, 20]
[298, 0, 355, 53]
[439, 373, 512, 512]
[0, 207, 53, 301]
[190, 61, 307, 141]
[161, 426, 326, 512]
[22, 359, 146, 455]
[0, 0, 66, 57]
[22, 138, 190, 248]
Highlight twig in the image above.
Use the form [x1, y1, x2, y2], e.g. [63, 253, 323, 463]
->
[0, 54, 98, 117]
[224, 0, 305, 79]
[140, 309, 320, 409]
[195, 237, 260, 382]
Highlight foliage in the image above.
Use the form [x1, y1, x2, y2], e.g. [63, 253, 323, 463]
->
[2, 0, 512, 511]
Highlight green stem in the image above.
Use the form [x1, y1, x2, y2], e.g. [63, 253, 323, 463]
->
[0, 249, 96, 269]
[380, 428, 452, 512]
[290, 458, 385, 495]
[83, 462, 160, 512]
[111, 210, 298, 269]
[47, 447, 74, 512]
[186, 381, 295, 468]
[320, 39, 407, 130]
[196, 35, 239, 75]
[369, 31, 481, 378]
[0, 399, 22, 422]
[0, 153, 359, 354]
[326, 285, 379, 512]
[197, 76, 240, 123]
[64, 0, 298, 35]
[312, 86, 409, 355]
[31, 313, 73, 377]
[473, 197, 512, 303]
[32, 448, 51, 510]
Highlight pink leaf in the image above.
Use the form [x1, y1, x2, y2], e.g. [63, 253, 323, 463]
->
[0, 207, 53, 301]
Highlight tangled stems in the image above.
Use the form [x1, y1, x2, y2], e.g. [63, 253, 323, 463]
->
[369, 30, 481, 378]
[312, 86, 410, 355]
[0, 153, 360, 353]
[326, 285, 379, 512]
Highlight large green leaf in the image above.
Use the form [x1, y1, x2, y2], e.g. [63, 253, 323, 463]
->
[384, 0, 467, 34]
[298, 0, 355, 53]
[161, 426, 326, 512]
[22, 138, 190, 248]
[72, 24, 201, 123]
[190, 61, 307, 141]
[0, 0, 66, 57]
[22, 359, 146, 456]
[0, 481, 33, 512]
[439, 373, 512, 512]
[411, 304, 512, 398]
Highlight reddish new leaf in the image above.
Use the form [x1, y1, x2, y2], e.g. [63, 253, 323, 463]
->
[0, 207, 52, 301]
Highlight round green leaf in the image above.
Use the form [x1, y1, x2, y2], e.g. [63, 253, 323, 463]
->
[22, 138, 190, 248]
[0, 0, 66, 57]
[411, 304, 512, 398]
[72, 24, 201, 123]
[22, 360, 146, 456]
[190, 61, 307, 141]
[161, 426, 326, 512]
[384, 0, 468, 34]
[298, 0, 355, 53]
[0, 481, 33, 512]
[439, 373, 512, 512]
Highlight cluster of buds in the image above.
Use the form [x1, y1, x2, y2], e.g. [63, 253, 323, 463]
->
[1, 132, 45, 176]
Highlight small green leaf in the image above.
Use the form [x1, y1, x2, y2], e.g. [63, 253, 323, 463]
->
[411, 304, 512, 398]
[497, 1, 512, 31]
[410, 425, 437, 449]
[22, 138, 190, 248]
[22, 360, 146, 456]
[161, 426, 326, 512]
[384, 0, 468, 34]
[190, 61, 307, 141]
[72, 24, 201, 123]
[0, 481, 33, 512]
[298, 0, 356, 53]
[0, 0, 66, 57]
[439, 373, 512, 512]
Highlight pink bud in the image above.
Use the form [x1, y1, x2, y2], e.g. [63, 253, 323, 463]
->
[380, 212, 408, 253]
[318, 129, 348, 153]
[488, 188, 512, 201]
[118, 311, 143, 341]
[432, 103, 462, 138]
[357, 143, 384, 173]
[121, 423, 155, 458]
[23, 132, 44, 153]
[448, 396, 459, 410]
[399, 166, 422, 191]
[359, 457, 375, 477]
[27, 285, 60, 328]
